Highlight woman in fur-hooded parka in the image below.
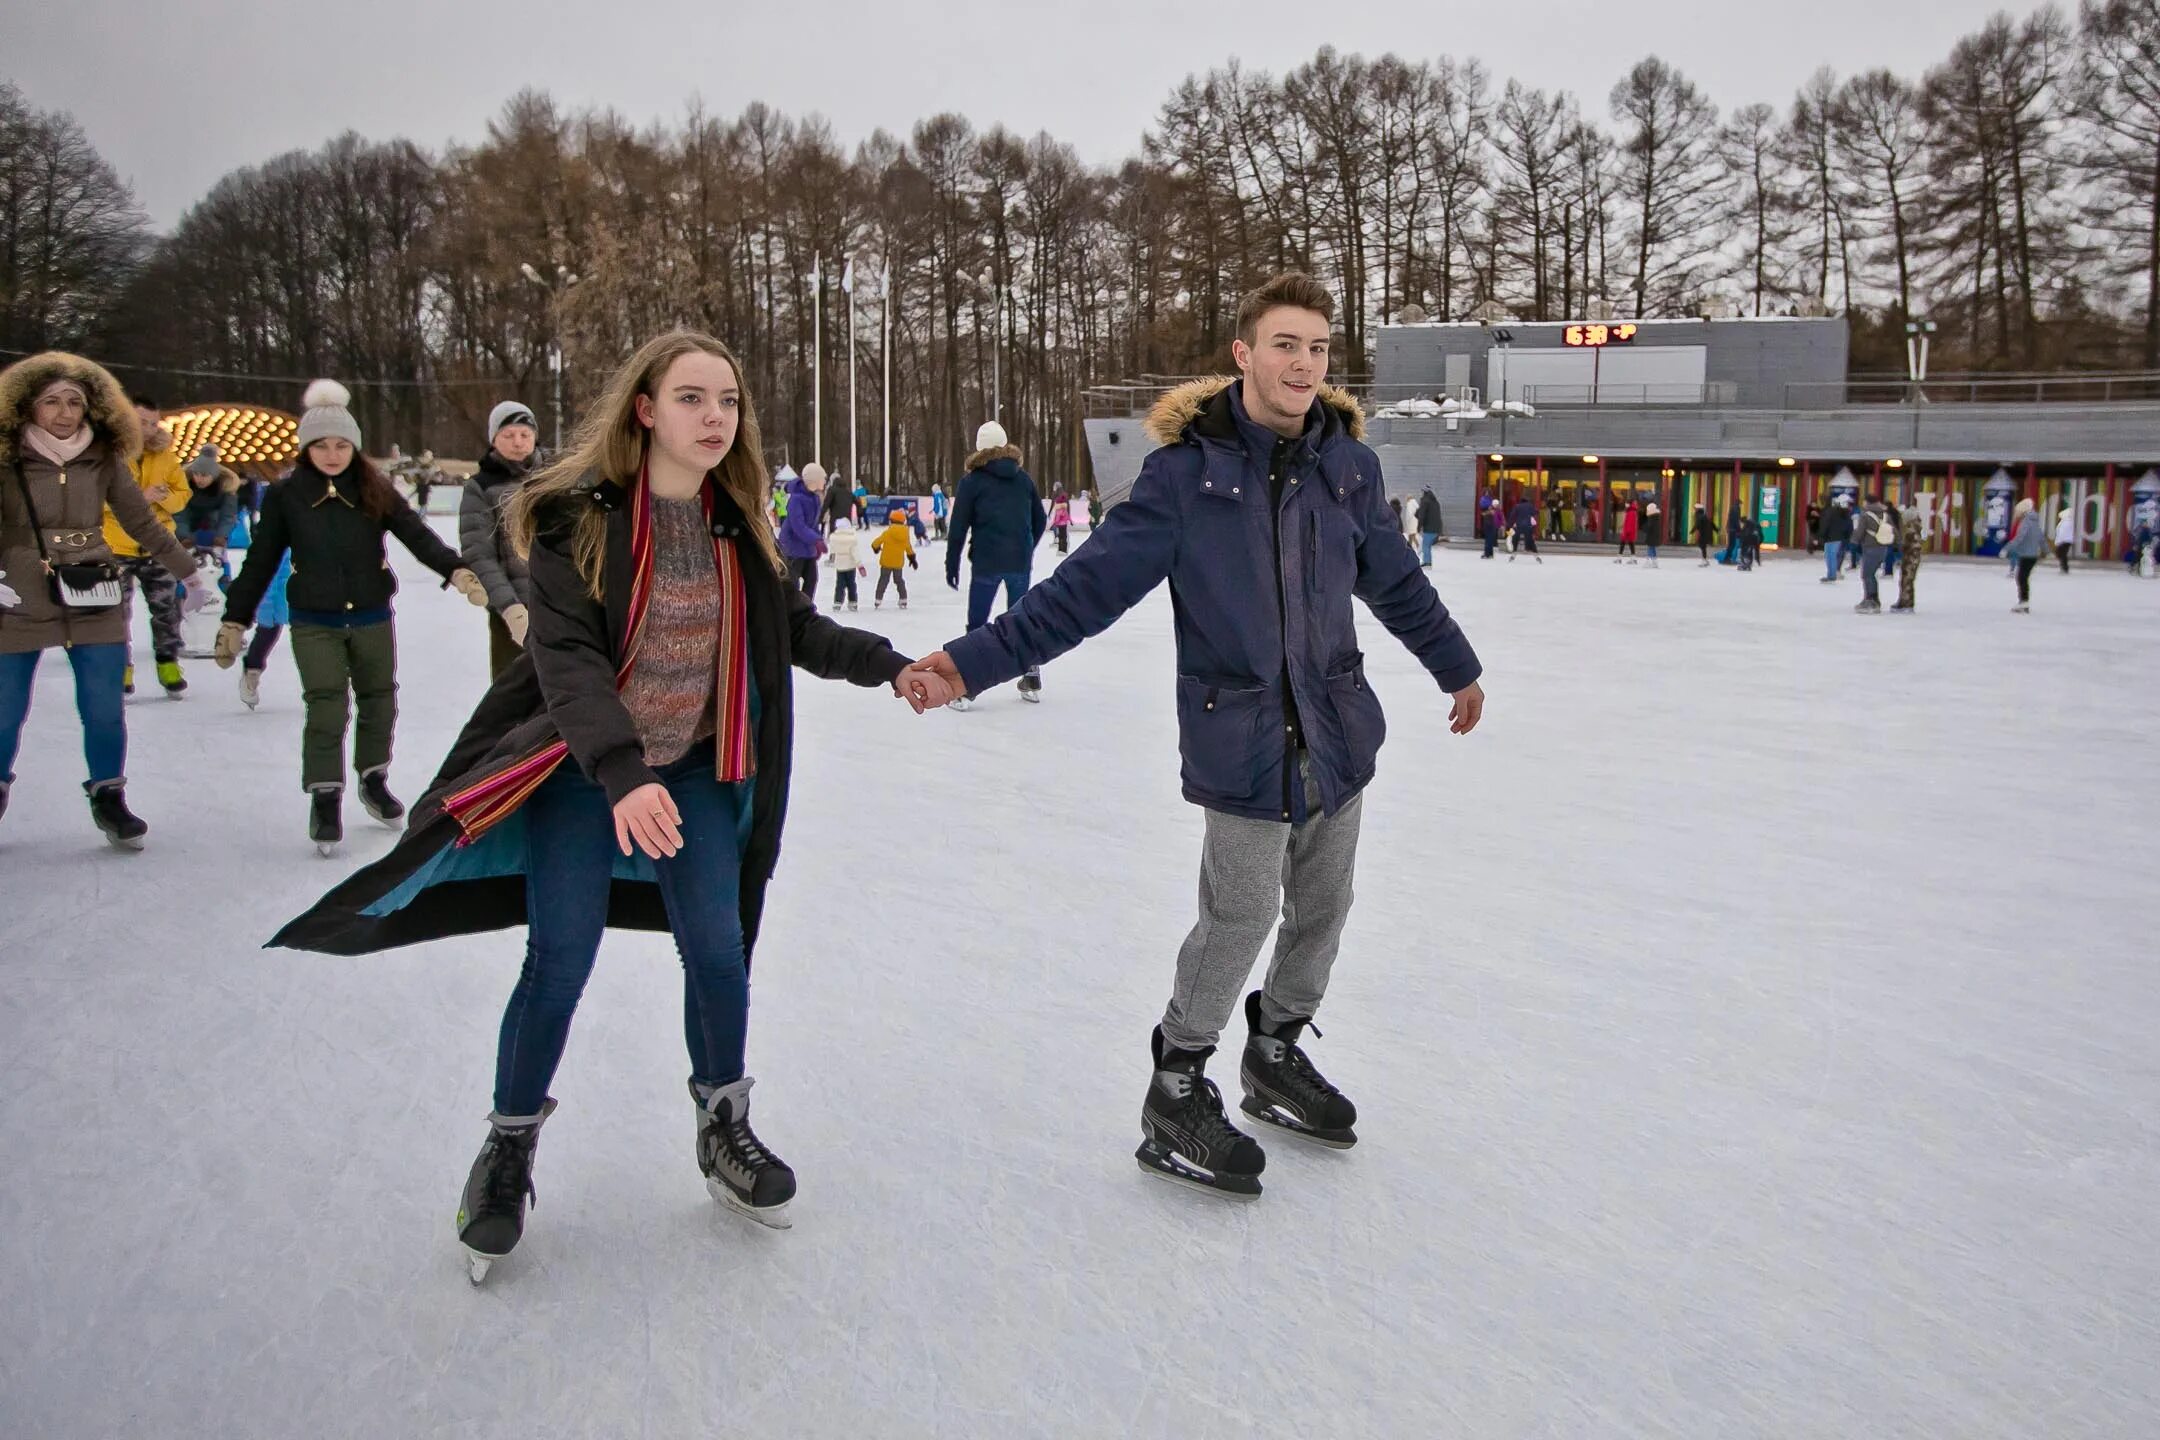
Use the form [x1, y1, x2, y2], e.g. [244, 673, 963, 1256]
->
[1, 353, 204, 655]
[1, 352, 207, 826]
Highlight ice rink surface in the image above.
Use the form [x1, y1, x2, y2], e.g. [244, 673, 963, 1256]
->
[3, 523, 2154, 1438]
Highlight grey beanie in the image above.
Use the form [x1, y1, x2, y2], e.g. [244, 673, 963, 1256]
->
[487, 400, 538, 445]
[186, 444, 221, 478]
[295, 379, 363, 452]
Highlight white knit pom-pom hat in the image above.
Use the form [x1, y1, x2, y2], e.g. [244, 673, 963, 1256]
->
[296, 379, 363, 452]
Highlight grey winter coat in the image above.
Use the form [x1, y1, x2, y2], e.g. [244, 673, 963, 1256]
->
[2004, 511, 2046, 559]
[458, 450, 532, 613]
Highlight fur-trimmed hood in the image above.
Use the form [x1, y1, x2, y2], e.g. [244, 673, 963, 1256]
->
[1142, 376, 1365, 449]
[0, 351, 141, 465]
[963, 442, 1024, 474]
[143, 424, 174, 456]
[188, 464, 243, 495]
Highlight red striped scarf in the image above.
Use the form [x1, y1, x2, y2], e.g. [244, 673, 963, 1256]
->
[444, 466, 755, 845]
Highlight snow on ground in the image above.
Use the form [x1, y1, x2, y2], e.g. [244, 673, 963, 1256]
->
[2, 522, 2155, 1438]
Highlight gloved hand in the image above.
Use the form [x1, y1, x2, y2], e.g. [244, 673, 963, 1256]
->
[449, 569, 489, 607]
[0, 570, 19, 609]
[857, 565, 868, 578]
[502, 603, 530, 646]
[946, 574, 960, 591]
[909, 555, 919, 570]
[180, 571, 219, 615]
[212, 622, 246, 669]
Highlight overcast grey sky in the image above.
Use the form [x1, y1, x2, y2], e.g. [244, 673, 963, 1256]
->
[11, 0, 2029, 231]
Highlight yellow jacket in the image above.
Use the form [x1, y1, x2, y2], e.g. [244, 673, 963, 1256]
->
[104, 427, 189, 557]
[872, 518, 915, 569]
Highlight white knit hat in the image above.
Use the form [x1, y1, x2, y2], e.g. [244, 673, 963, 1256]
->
[974, 421, 1008, 452]
[487, 400, 537, 445]
[295, 380, 363, 452]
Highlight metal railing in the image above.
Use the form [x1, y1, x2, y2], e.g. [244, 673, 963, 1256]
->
[1793, 372, 2160, 406]
[1083, 367, 2160, 422]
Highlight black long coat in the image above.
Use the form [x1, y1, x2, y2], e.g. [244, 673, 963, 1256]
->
[272, 477, 909, 959]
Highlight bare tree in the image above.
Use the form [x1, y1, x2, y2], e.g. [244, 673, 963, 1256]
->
[1782, 69, 1851, 310]
[1833, 70, 1928, 322]
[0, 84, 149, 352]
[1920, 9, 2073, 363]
[1609, 57, 1730, 316]
[1488, 83, 1579, 319]
[2076, 0, 2160, 363]
[1722, 103, 1798, 314]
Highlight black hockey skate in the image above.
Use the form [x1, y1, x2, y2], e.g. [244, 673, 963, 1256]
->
[457, 1098, 555, 1284]
[357, 767, 406, 826]
[1018, 667, 1043, 703]
[85, 780, 147, 850]
[1137, 1027, 1265, 1198]
[696, 1077, 796, 1229]
[1239, 991, 1357, 1149]
[309, 786, 343, 856]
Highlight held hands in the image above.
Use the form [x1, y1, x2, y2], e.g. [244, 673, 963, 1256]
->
[903, 652, 967, 711]
[449, 569, 490, 607]
[502, 603, 530, 646]
[212, 622, 246, 669]
[614, 782, 683, 859]
[180, 572, 218, 615]
[893, 663, 959, 713]
[1448, 681, 1486, 736]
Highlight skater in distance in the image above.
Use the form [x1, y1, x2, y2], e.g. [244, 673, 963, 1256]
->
[269, 330, 956, 1282]
[908, 271, 1486, 1199]
[944, 419, 1047, 708]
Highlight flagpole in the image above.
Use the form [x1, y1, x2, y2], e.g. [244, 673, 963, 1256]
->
[882, 262, 893, 494]
[847, 257, 859, 490]
[812, 253, 822, 469]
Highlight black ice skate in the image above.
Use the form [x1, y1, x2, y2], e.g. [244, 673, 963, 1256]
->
[85, 779, 147, 850]
[1018, 667, 1043, 703]
[1239, 991, 1358, 1149]
[309, 785, 343, 856]
[457, 1098, 555, 1284]
[358, 767, 406, 826]
[1137, 1027, 1265, 1198]
[696, 1077, 796, 1228]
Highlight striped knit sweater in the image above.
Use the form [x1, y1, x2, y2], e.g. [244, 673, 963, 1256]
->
[621, 496, 719, 765]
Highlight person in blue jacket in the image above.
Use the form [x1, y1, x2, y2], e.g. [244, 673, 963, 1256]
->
[944, 420, 1048, 705]
[909, 273, 1486, 1199]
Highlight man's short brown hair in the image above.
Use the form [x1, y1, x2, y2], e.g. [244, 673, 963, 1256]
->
[1235, 272, 1336, 346]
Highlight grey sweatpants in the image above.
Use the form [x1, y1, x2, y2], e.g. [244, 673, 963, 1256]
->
[1161, 760, 1365, 1052]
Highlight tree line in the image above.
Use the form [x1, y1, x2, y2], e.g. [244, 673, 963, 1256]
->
[4, 0, 2159, 495]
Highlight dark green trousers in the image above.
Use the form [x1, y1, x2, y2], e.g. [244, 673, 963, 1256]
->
[487, 608, 520, 679]
[290, 621, 396, 790]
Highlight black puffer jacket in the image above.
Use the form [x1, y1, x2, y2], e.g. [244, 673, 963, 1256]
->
[225, 458, 463, 625]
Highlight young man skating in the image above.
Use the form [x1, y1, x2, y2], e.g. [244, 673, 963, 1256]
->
[910, 273, 1484, 1198]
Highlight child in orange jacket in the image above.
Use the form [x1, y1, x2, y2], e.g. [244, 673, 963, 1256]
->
[872, 511, 917, 608]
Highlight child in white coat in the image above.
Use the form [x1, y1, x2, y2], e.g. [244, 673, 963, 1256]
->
[829, 519, 866, 610]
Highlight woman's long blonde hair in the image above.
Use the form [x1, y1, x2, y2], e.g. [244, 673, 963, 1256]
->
[506, 330, 781, 598]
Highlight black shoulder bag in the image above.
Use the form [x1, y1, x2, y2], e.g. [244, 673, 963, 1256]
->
[11, 462, 123, 610]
